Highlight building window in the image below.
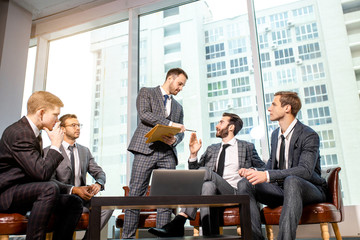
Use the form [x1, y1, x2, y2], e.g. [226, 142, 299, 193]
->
[227, 23, 241, 38]
[298, 42, 321, 61]
[164, 43, 181, 55]
[276, 68, 297, 85]
[260, 52, 271, 68]
[239, 117, 253, 135]
[301, 62, 325, 82]
[228, 38, 246, 55]
[209, 100, 229, 118]
[120, 114, 127, 124]
[295, 22, 319, 41]
[233, 96, 251, 110]
[230, 57, 249, 74]
[304, 84, 328, 104]
[321, 154, 338, 167]
[274, 48, 295, 66]
[208, 80, 228, 97]
[307, 107, 332, 126]
[164, 23, 180, 37]
[205, 43, 225, 59]
[292, 5, 314, 17]
[272, 29, 292, 45]
[207, 61, 227, 78]
[232, 76, 250, 93]
[258, 33, 269, 50]
[262, 72, 273, 88]
[163, 7, 179, 18]
[165, 61, 181, 73]
[210, 121, 217, 138]
[269, 12, 289, 29]
[317, 130, 336, 149]
[205, 27, 224, 44]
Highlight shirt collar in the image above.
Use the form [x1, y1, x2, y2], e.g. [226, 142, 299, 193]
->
[63, 141, 76, 150]
[222, 137, 236, 146]
[25, 116, 41, 137]
[278, 118, 298, 139]
[160, 86, 172, 99]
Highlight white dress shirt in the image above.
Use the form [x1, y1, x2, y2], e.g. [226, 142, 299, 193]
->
[160, 86, 172, 117]
[275, 118, 297, 169]
[62, 141, 81, 187]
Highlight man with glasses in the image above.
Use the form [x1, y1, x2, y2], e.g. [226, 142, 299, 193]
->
[44, 114, 113, 239]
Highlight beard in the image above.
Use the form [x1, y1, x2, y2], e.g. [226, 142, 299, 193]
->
[216, 127, 229, 139]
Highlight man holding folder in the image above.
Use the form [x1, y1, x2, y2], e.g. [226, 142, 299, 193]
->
[122, 68, 188, 239]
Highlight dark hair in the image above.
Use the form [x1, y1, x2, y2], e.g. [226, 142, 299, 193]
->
[165, 68, 188, 81]
[274, 91, 302, 116]
[222, 112, 243, 135]
[59, 114, 78, 127]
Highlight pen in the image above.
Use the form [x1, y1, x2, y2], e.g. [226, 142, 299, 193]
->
[185, 129, 196, 132]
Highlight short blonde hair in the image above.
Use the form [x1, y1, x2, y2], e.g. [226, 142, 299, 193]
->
[27, 91, 64, 114]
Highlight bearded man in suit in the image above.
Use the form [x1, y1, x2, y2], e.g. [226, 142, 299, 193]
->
[44, 114, 113, 239]
[122, 68, 188, 239]
[0, 91, 83, 240]
[149, 112, 266, 237]
[237, 91, 328, 240]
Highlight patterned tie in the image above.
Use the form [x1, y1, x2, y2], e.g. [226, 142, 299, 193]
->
[216, 144, 230, 177]
[163, 95, 169, 107]
[279, 135, 286, 170]
[68, 145, 76, 185]
[37, 133, 44, 157]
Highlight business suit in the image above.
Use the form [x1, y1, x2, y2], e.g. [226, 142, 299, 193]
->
[44, 143, 112, 236]
[237, 120, 327, 240]
[0, 117, 83, 240]
[123, 86, 184, 238]
[183, 139, 265, 235]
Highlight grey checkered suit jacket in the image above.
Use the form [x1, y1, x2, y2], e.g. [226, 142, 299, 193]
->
[266, 120, 326, 189]
[189, 139, 265, 171]
[128, 86, 184, 164]
[0, 116, 64, 210]
[44, 144, 106, 193]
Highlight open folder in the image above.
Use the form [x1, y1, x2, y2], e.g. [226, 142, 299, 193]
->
[145, 124, 181, 143]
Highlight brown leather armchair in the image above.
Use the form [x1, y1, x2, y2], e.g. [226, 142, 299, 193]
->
[261, 167, 343, 240]
[116, 186, 157, 238]
[189, 207, 242, 236]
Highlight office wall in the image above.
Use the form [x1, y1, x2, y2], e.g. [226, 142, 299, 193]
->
[0, 0, 32, 133]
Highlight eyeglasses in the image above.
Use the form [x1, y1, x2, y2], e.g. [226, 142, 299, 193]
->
[65, 123, 83, 129]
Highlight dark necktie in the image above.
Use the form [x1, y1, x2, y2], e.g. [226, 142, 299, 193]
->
[68, 145, 76, 185]
[279, 135, 286, 170]
[163, 95, 169, 106]
[216, 144, 230, 177]
[37, 133, 44, 157]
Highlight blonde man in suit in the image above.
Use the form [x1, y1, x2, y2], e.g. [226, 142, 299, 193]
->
[122, 68, 188, 239]
[44, 114, 113, 239]
[149, 113, 265, 237]
[0, 91, 83, 240]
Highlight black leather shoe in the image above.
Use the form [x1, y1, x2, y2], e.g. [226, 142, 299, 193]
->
[148, 221, 184, 237]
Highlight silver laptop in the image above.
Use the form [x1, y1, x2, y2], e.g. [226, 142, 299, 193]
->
[149, 169, 205, 196]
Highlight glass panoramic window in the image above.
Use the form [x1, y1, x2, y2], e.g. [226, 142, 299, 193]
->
[46, 21, 129, 196]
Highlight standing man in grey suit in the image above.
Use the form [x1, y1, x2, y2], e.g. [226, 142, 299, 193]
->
[149, 112, 265, 237]
[122, 68, 188, 239]
[0, 91, 83, 240]
[237, 91, 328, 240]
[44, 114, 113, 239]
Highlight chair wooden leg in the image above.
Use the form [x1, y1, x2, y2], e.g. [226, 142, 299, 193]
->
[193, 226, 200, 236]
[0, 235, 9, 240]
[135, 229, 139, 239]
[46, 232, 53, 240]
[320, 222, 330, 240]
[331, 223, 342, 240]
[236, 225, 241, 236]
[265, 225, 274, 240]
[73, 231, 76, 240]
[120, 227, 123, 238]
[219, 226, 223, 235]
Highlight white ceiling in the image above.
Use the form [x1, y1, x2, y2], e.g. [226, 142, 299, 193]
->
[12, 0, 116, 20]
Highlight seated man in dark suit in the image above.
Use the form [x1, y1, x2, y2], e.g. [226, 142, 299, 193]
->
[149, 112, 265, 237]
[237, 91, 328, 240]
[44, 114, 113, 239]
[0, 91, 83, 240]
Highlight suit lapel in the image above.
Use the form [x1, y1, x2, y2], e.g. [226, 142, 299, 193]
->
[236, 140, 245, 167]
[77, 144, 86, 185]
[155, 86, 166, 117]
[271, 128, 280, 169]
[211, 144, 221, 171]
[288, 121, 302, 168]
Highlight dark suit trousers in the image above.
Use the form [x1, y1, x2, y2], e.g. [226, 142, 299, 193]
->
[8, 181, 83, 240]
[237, 176, 326, 240]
